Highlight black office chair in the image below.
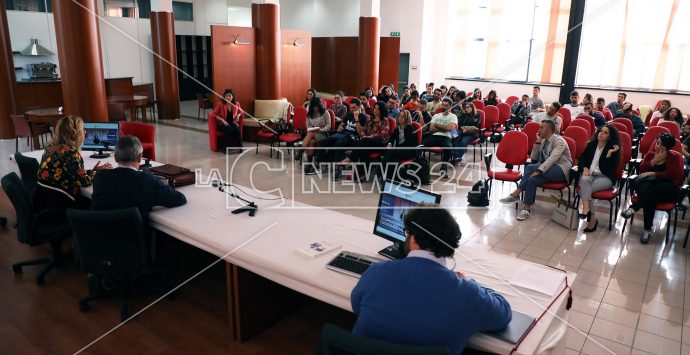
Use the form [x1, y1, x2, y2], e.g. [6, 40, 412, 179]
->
[66, 207, 171, 322]
[14, 151, 39, 198]
[313, 323, 451, 355]
[2, 172, 71, 285]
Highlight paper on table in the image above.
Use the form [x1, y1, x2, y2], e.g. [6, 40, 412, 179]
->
[509, 264, 565, 296]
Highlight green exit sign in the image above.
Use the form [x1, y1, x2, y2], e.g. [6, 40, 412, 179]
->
[390, 32, 400, 37]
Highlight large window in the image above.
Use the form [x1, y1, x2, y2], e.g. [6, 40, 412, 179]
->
[445, 0, 571, 84]
[577, 0, 690, 92]
[104, 0, 150, 18]
[5, 0, 51, 12]
[172, 1, 193, 21]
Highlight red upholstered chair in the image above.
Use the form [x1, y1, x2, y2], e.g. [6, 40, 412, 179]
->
[278, 106, 307, 152]
[644, 110, 653, 126]
[505, 96, 519, 106]
[658, 121, 680, 139]
[522, 121, 541, 157]
[654, 99, 663, 111]
[563, 126, 588, 164]
[119, 122, 156, 160]
[632, 108, 640, 116]
[324, 98, 336, 108]
[496, 102, 511, 128]
[482, 106, 503, 154]
[345, 96, 355, 105]
[610, 122, 628, 137]
[485, 130, 528, 195]
[538, 136, 576, 204]
[613, 118, 634, 139]
[327, 109, 336, 130]
[557, 107, 571, 133]
[368, 98, 377, 108]
[569, 119, 592, 137]
[255, 106, 288, 158]
[11, 114, 34, 152]
[368, 118, 396, 161]
[472, 99, 485, 111]
[578, 115, 596, 135]
[650, 116, 661, 127]
[207, 104, 245, 152]
[639, 126, 670, 158]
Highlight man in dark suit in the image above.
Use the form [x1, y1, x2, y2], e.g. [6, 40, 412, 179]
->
[91, 135, 187, 221]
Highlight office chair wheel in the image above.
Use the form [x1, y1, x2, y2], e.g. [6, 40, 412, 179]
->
[11, 264, 21, 274]
[79, 301, 90, 313]
[36, 276, 45, 286]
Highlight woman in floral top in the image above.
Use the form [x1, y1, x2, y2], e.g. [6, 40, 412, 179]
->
[34, 116, 111, 211]
[341, 101, 391, 167]
[329, 91, 348, 121]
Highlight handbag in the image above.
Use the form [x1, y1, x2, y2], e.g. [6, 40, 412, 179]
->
[550, 195, 578, 230]
[147, 164, 196, 187]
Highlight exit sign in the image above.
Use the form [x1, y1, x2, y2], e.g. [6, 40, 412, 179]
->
[390, 32, 400, 37]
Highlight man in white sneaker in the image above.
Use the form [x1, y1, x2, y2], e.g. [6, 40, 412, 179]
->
[499, 120, 572, 220]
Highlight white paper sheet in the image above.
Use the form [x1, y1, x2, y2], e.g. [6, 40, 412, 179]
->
[509, 264, 566, 296]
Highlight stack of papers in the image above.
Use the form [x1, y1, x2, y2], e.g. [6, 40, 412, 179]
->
[509, 265, 566, 296]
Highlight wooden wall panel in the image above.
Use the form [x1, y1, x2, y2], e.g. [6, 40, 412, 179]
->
[311, 38, 330, 94]
[211, 25, 256, 116]
[378, 37, 400, 91]
[281, 30, 311, 107]
[104, 77, 134, 97]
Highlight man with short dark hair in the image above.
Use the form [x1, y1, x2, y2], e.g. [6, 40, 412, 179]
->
[581, 102, 605, 128]
[411, 99, 432, 126]
[351, 205, 512, 355]
[528, 86, 545, 116]
[91, 135, 187, 222]
[386, 97, 400, 119]
[607, 92, 627, 115]
[614, 102, 645, 136]
[500, 120, 573, 220]
[427, 88, 443, 113]
[565, 90, 584, 118]
[421, 98, 456, 162]
[421, 82, 435, 101]
[321, 98, 368, 167]
[595, 97, 613, 122]
[510, 94, 531, 126]
[532, 102, 563, 133]
[403, 90, 420, 110]
[359, 92, 374, 116]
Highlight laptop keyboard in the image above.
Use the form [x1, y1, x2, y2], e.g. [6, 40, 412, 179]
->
[326, 251, 384, 278]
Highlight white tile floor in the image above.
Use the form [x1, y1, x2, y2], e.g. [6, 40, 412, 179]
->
[4, 109, 690, 355]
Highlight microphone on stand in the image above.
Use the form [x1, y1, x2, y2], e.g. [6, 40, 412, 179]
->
[89, 137, 111, 159]
[212, 180, 257, 217]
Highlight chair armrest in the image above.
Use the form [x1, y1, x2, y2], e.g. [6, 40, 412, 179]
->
[484, 153, 493, 172]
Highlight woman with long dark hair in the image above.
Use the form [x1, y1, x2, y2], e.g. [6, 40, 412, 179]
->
[453, 102, 481, 164]
[211, 88, 243, 152]
[651, 99, 671, 122]
[303, 88, 317, 108]
[484, 90, 499, 106]
[662, 107, 683, 126]
[578, 124, 621, 232]
[338, 101, 391, 181]
[301, 97, 332, 175]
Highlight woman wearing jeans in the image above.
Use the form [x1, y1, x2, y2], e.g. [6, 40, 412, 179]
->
[621, 133, 684, 244]
[578, 125, 621, 232]
[453, 102, 481, 164]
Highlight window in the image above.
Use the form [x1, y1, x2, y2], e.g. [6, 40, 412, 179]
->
[173, 1, 193, 21]
[103, 0, 150, 19]
[445, 0, 571, 84]
[576, 0, 690, 92]
[5, 0, 50, 12]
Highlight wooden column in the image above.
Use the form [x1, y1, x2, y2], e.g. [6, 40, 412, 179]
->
[357, 17, 380, 92]
[53, 0, 107, 121]
[151, 11, 180, 120]
[0, 0, 17, 138]
[251, 3, 281, 100]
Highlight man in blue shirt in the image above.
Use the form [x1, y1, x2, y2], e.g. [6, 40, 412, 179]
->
[351, 206, 512, 354]
[386, 96, 400, 119]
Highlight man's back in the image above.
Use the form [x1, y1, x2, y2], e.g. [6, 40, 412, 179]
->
[351, 257, 512, 355]
[91, 167, 187, 219]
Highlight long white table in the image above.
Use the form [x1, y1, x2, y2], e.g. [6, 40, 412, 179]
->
[14, 150, 574, 354]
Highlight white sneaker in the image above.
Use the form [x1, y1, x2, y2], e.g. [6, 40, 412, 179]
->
[499, 195, 520, 204]
[516, 209, 530, 221]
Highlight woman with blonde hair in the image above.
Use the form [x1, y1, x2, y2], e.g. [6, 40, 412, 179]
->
[34, 116, 111, 211]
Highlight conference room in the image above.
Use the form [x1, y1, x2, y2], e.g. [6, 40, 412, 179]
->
[1, 0, 690, 354]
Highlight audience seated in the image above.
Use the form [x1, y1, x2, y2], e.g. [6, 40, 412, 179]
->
[329, 91, 348, 121]
[427, 88, 444, 113]
[621, 133, 684, 244]
[359, 92, 375, 117]
[472, 88, 483, 101]
[453, 101, 481, 164]
[582, 93, 593, 106]
[595, 97, 613, 122]
[581, 102, 606, 128]
[91, 135, 187, 223]
[300, 97, 332, 175]
[606, 92, 627, 115]
[483, 90, 500, 107]
[421, 98, 457, 163]
[421, 82, 435, 102]
[403, 90, 420, 111]
[614, 102, 645, 136]
[528, 86, 545, 116]
[532, 102, 563, 133]
[210, 88, 244, 153]
[303, 88, 317, 109]
[386, 96, 400, 119]
[378, 85, 394, 104]
[383, 110, 420, 177]
[339, 102, 391, 181]
[578, 125, 621, 232]
[351, 206, 512, 355]
[411, 99, 433, 127]
[565, 90, 584, 118]
[500, 120, 573, 220]
[662, 107, 683, 126]
[321, 98, 368, 171]
[510, 94, 531, 127]
[35, 116, 112, 212]
[651, 99, 671, 122]
[400, 86, 412, 105]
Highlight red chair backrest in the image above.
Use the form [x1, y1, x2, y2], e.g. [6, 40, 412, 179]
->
[119, 121, 155, 143]
[388, 117, 397, 132]
[477, 110, 487, 130]
[522, 122, 541, 154]
[578, 115, 596, 134]
[658, 121, 680, 139]
[632, 108, 640, 116]
[472, 99, 485, 111]
[674, 139, 682, 153]
[324, 98, 336, 108]
[292, 106, 308, 131]
[644, 110, 653, 126]
[563, 136, 577, 159]
[609, 122, 628, 137]
[563, 126, 588, 161]
[496, 102, 511, 123]
[10, 114, 31, 137]
[557, 107, 571, 132]
[345, 96, 355, 105]
[650, 116, 661, 127]
[505, 96, 519, 106]
[369, 98, 377, 108]
[613, 118, 634, 138]
[327, 109, 336, 130]
[613, 132, 632, 180]
[434, 107, 443, 114]
[497, 131, 528, 166]
[654, 99, 662, 111]
[411, 121, 423, 145]
[569, 119, 592, 137]
[484, 106, 499, 128]
[640, 126, 670, 156]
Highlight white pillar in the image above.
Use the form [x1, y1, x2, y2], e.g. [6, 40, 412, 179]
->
[360, 0, 380, 18]
[150, 0, 173, 12]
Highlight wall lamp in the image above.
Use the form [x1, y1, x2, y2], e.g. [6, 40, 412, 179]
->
[290, 38, 306, 47]
[232, 35, 251, 45]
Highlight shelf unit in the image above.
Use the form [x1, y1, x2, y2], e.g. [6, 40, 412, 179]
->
[175, 35, 212, 101]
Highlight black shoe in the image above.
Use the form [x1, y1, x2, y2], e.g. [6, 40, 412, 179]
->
[583, 220, 598, 233]
[332, 167, 342, 181]
[579, 211, 591, 221]
[621, 207, 635, 219]
[640, 231, 652, 244]
[304, 165, 316, 175]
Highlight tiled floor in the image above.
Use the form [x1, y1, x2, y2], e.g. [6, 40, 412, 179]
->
[4, 110, 690, 355]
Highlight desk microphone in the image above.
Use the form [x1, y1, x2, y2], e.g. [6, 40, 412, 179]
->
[90, 137, 111, 159]
[212, 180, 258, 217]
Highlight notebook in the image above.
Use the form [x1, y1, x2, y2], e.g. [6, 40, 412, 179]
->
[485, 310, 536, 344]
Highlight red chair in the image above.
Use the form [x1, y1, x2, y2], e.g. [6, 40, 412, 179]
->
[654, 99, 663, 111]
[207, 104, 245, 153]
[568, 119, 592, 137]
[327, 109, 336, 130]
[467, 111, 485, 162]
[650, 116, 661, 127]
[485, 131, 528, 195]
[368, 98, 377, 108]
[563, 126, 588, 164]
[278, 106, 307, 152]
[256, 106, 288, 158]
[480, 107, 500, 154]
[644, 110, 653, 126]
[557, 107, 571, 133]
[496, 102, 511, 127]
[505, 96, 519, 106]
[522, 121, 541, 156]
[369, 118, 395, 172]
[10, 114, 35, 152]
[472, 99, 485, 111]
[538, 136, 576, 204]
[324, 98, 336, 108]
[345, 96, 355, 105]
[610, 122, 629, 137]
[613, 118, 634, 139]
[119, 122, 156, 160]
[578, 115, 596, 135]
[639, 126, 670, 158]
[632, 108, 640, 116]
[658, 121, 680, 139]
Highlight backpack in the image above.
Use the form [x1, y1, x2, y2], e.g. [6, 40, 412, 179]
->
[398, 158, 431, 186]
[467, 179, 490, 207]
